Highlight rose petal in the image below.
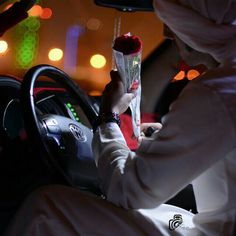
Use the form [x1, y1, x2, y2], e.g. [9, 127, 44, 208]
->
[113, 34, 142, 55]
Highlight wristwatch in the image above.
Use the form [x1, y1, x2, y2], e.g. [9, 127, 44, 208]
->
[93, 112, 121, 132]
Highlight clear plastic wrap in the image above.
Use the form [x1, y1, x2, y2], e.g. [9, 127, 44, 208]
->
[113, 33, 142, 137]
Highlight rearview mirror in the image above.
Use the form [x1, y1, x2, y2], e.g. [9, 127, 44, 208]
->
[94, 0, 154, 12]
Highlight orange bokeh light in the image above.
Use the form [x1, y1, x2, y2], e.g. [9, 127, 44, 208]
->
[4, 4, 13, 11]
[28, 5, 43, 17]
[174, 70, 185, 81]
[187, 69, 200, 80]
[89, 90, 102, 96]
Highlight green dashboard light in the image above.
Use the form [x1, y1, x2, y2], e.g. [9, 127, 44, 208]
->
[66, 103, 80, 122]
[66, 103, 72, 108]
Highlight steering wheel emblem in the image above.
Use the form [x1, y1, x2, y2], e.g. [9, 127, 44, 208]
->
[69, 124, 86, 142]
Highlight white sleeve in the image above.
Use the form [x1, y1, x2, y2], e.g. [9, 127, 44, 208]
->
[92, 81, 235, 209]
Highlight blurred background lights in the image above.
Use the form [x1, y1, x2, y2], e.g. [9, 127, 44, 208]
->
[15, 16, 40, 69]
[40, 8, 53, 19]
[23, 17, 41, 31]
[0, 40, 8, 54]
[187, 69, 200, 80]
[28, 5, 43, 17]
[86, 18, 101, 31]
[4, 4, 13, 10]
[90, 54, 106, 69]
[174, 70, 185, 81]
[89, 90, 102, 96]
[48, 48, 63, 61]
[64, 25, 84, 73]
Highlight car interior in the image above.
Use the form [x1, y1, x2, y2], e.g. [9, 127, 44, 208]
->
[0, 0, 204, 234]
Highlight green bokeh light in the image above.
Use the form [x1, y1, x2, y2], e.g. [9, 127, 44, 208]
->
[23, 17, 41, 31]
[15, 17, 40, 69]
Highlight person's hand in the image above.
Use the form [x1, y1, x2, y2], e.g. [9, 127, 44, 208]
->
[140, 122, 162, 137]
[100, 70, 135, 115]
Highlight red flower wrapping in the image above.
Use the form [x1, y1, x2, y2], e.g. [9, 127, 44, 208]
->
[112, 33, 142, 138]
[130, 79, 139, 91]
[113, 34, 142, 55]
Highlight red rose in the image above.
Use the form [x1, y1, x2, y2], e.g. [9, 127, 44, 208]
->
[113, 34, 142, 55]
[130, 79, 139, 91]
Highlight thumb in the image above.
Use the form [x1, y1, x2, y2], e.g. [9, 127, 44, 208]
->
[110, 70, 122, 82]
[124, 92, 136, 103]
[115, 93, 136, 114]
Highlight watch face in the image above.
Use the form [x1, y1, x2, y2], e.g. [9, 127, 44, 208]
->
[101, 112, 121, 126]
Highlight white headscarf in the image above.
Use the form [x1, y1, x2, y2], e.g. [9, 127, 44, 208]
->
[153, 0, 236, 63]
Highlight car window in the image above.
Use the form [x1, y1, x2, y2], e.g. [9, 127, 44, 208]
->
[0, 0, 163, 95]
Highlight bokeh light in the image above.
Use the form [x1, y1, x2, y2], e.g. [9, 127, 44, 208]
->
[23, 17, 41, 31]
[0, 40, 8, 54]
[28, 5, 43, 17]
[40, 8, 53, 19]
[48, 48, 63, 61]
[187, 69, 200, 80]
[173, 70, 185, 81]
[15, 17, 40, 69]
[4, 4, 13, 11]
[90, 54, 106, 69]
[17, 32, 39, 68]
[86, 18, 101, 30]
[89, 90, 102, 96]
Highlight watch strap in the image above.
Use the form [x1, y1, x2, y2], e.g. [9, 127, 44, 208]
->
[93, 112, 121, 133]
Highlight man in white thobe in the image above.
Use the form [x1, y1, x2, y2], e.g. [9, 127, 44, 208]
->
[4, 0, 236, 235]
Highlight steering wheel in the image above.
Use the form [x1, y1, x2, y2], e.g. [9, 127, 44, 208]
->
[20, 64, 102, 195]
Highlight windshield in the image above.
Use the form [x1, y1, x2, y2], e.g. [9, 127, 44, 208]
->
[0, 0, 163, 95]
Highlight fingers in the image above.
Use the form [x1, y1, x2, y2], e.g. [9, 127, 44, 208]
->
[123, 93, 135, 103]
[104, 81, 112, 92]
[112, 93, 136, 114]
[141, 122, 162, 131]
[105, 70, 125, 94]
[139, 123, 162, 139]
[110, 70, 122, 82]
[101, 70, 137, 115]
[140, 123, 162, 137]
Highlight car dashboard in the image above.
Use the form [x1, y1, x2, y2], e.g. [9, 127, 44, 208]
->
[1, 74, 102, 186]
[35, 88, 94, 129]
[1, 79, 98, 141]
[0, 74, 102, 235]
